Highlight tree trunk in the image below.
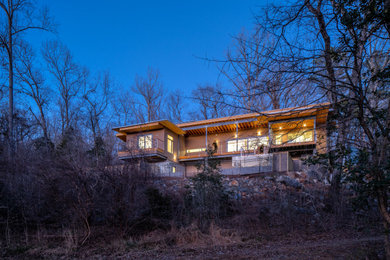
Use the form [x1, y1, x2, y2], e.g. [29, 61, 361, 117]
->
[7, 11, 14, 164]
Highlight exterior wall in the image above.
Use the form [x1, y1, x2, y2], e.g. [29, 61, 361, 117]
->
[179, 135, 186, 157]
[185, 164, 198, 177]
[316, 123, 327, 154]
[163, 128, 180, 162]
[184, 127, 268, 155]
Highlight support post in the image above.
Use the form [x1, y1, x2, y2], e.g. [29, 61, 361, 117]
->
[236, 123, 238, 151]
[205, 126, 208, 148]
[268, 122, 272, 147]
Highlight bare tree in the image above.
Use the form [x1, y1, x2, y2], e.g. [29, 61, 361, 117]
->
[219, 28, 309, 112]
[42, 40, 83, 134]
[0, 0, 52, 159]
[164, 90, 185, 123]
[82, 71, 112, 141]
[257, 0, 390, 255]
[132, 67, 164, 122]
[190, 84, 235, 120]
[15, 43, 50, 141]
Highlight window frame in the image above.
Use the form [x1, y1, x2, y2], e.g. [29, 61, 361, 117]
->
[167, 134, 174, 154]
[227, 136, 269, 152]
[138, 134, 153, 149]
[287, 129, 313, 143]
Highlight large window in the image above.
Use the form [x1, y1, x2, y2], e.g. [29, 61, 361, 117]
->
[248, 137, 269, 149]
[287, 130, 313, 143]
[227, 137, 268, 152]
[167, 135, 174, 153]
[227, 139, 247, 152]
[138, 134, 152, 149]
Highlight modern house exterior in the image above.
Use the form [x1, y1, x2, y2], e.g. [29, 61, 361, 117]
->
[113, 103, 330, 177]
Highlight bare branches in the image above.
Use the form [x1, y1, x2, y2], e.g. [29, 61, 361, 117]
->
[15, 42, 50, 140]
[0, 0, 53, 160]
[131, 67, 164, 123]
[42, 40, 83, 134]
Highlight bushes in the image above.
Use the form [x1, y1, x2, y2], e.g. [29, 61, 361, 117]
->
[0, 138, 169, 245]
[184, 146, 232, 231]
[0, 139, 381, 252]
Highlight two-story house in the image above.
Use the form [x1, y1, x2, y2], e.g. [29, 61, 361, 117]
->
[113, 103, 329, 177]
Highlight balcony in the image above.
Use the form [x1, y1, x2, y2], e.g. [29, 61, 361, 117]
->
[118, 137, 167, 162]
[178, 142, 267, 161]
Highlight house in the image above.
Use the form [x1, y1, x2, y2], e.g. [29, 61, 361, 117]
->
[113, 103, 330, 177]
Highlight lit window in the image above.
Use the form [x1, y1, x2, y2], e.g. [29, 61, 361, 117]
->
[238, 139, 247, 150]
[138, 134, 152, 149]
[274, 134, 283, 145]
[172, 166, 176, 173]
[288, 130, 313, 143]
[186, 148, 206, 153]
[248, 137, 269, 149]
[227, 139, 248, 152]
[167, 135, 174, 153]
[227, 140, 237, 152]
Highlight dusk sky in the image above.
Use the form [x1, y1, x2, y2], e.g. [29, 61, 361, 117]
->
[30, 0, 266, 96]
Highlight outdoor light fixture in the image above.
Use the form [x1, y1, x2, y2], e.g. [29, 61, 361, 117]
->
[234, 134, 238, 138]
[257, 131, 261, 136]
[279, 127, 282, 129]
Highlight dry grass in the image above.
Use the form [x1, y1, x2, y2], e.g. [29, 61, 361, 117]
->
[139, 222, 242, 249]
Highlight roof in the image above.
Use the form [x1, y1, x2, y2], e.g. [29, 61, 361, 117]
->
[113, 120, 185, 136]
[113, 102, 330, 139]
[178, 102, 330, 128]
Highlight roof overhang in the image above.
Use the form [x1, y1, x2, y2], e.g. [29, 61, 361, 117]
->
[113, 103, 330, 139]
[113, 120, 185, 136]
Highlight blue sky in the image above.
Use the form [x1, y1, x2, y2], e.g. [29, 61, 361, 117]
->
[30, 0, 267, 96]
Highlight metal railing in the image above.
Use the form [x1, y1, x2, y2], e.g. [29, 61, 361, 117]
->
[119, 137, 165, 152]
[183, 143, 270, 158]
[223, 153, 274, 175]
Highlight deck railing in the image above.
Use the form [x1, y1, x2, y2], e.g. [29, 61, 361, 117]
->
[119, 137, 165, 153]
[181, 144, 270, 160]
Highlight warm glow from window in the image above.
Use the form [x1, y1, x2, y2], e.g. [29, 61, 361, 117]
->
[167, 135, 174, 153]
[288, 130, 313, 143]
[172, 166, 176, 173]
[138, 134, 152, 149]
[248, 137, 269, 149]
[227, 137, 268, 152]
[186, 148, 205, 153]
[274, 134, 283, 145]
